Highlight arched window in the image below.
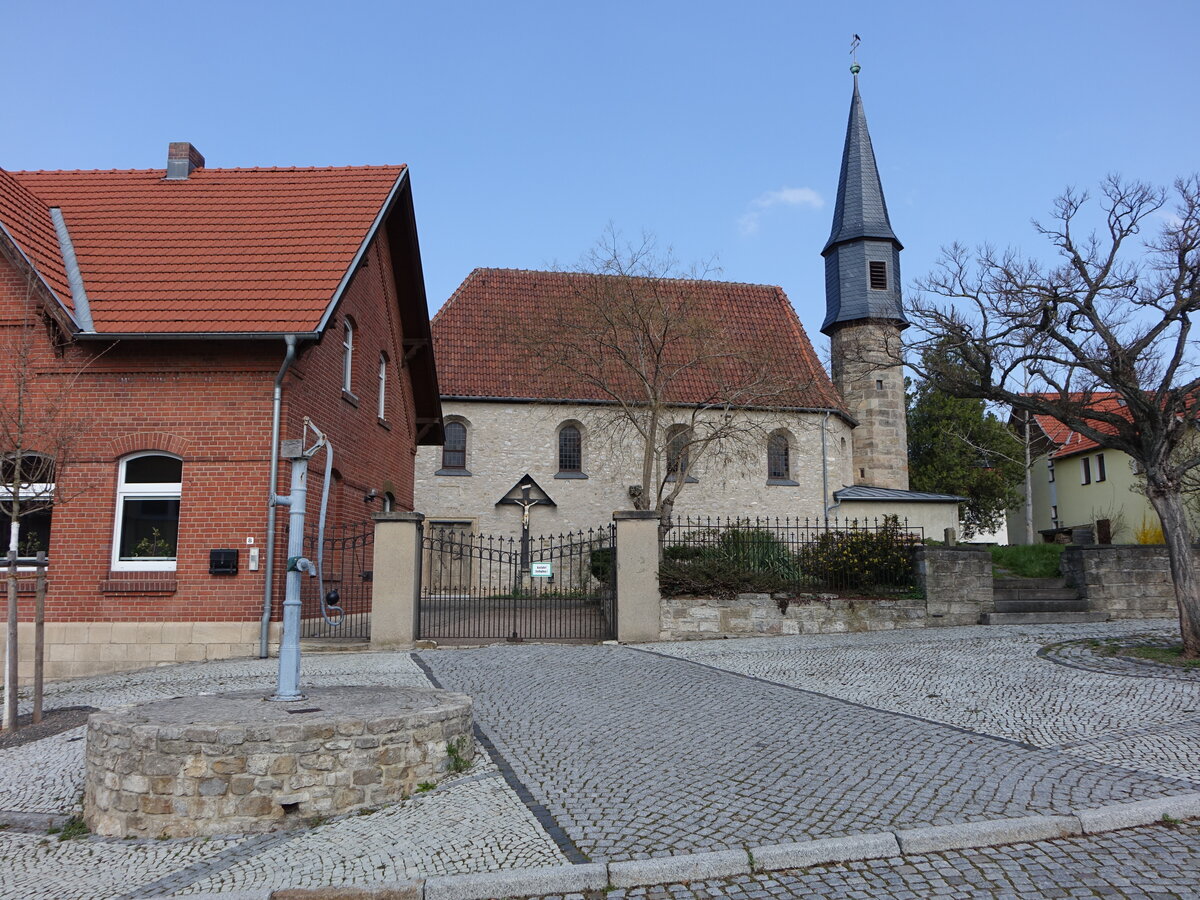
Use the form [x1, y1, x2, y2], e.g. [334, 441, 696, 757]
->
[442, 422, 467, 470]
[558, 424, 582, 474]
[0, 452, 55, 560]
[113, 452, 182, 571]
[342, 318, 355, 394]
[382, 491, 396, 513]
[768, 432, 790, 481]
[377, 352, 389, 420]
[665, 426, 691, 478]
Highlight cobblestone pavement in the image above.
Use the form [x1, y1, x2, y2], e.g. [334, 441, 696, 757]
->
[0, 653, 564, 899]
[538, 823, 1200, 899]
[420, 632, 1200, 862]
[650, 621, 1200, 784]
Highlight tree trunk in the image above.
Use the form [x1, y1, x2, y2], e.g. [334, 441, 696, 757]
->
[1146, 488, 1200, 657]
[1023, 413, 1034, 545]
[4, 552, 17, 731]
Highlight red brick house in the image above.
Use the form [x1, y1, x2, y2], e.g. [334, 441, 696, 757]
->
[0, 143, 442, 681]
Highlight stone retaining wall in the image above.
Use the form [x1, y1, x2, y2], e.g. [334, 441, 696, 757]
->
[659, 548, 993, 640]
[84, 685, 473, 838]
[915, 547, 994, 626]
[660, 592, 927, 639]
[1061, 545, 1178, 619]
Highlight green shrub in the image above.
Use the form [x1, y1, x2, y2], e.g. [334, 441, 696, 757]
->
[660, 526, 802, 597]
[795, 517, 918, 591]
[589, 547, 613, 583]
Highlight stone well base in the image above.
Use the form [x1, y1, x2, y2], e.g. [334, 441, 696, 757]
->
[84, 685, 473, 838]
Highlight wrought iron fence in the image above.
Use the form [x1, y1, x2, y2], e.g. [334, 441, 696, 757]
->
[300, 519, 374, 639]
[419, 524, 616, 641]
[660, 516, 923, 598]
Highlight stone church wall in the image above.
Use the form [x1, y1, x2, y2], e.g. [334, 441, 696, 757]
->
[415, 401, 855, 538]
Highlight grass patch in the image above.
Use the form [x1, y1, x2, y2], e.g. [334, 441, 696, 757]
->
[1120, 645, 1200, 668]
[446, 736, 472, 774]
[49, 816, 89, 841]
[990, 543, 1064, 578]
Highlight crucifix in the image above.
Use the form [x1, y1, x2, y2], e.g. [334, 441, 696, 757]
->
[514, 482, 541, 573]
[850, 33, 862, 75]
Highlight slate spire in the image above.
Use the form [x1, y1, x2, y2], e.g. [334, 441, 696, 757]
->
[821, 69, 907, 335]
[823, 73, 900, 254]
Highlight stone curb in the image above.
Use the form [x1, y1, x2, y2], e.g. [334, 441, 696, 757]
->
[1076, 792, 1200, 834]
[424, 863, 608, 899]
[751, 832, 901, 872]
[148, 797, 1200, 899]
[895, 814, 1081, 856]
[608, 848, 750, 889]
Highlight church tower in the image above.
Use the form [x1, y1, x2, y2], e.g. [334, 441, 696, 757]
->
[822, 63, 909, 490]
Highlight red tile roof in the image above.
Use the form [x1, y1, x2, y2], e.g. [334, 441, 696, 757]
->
[0, 169, 71, 310]
[1025, 392, 1129, 459]
[432, 268, 848, 413]
[0, 165, 405, 334]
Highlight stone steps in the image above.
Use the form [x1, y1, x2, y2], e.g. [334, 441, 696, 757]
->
[983, 577, 1106, 625]
[981, 611, 1109, 625]
[993, 598, 1091, 613]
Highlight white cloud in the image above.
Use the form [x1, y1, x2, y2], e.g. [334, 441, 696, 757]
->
[738, 185, 824, 236]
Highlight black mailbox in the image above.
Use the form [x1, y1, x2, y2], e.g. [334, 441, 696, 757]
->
[209, 549, 239, 575]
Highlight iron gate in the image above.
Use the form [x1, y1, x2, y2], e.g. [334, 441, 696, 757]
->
[418, 524, 616, 641]
[300, 520, 374, 639]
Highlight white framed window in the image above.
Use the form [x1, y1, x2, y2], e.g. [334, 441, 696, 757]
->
[377, 352, 388, 420]
[1081, 457, 1092, 485]
[342, 318, 355, 394]
[0, 452, 55, 566]
[112, 452, 182, 572]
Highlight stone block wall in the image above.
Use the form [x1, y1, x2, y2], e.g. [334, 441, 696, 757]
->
[915, 547, 994, 626]
[660, 592, 927, 640]
[657, 547, 994, 641]
[84, 686, 472, 838]
[1061, 545, 1177, 619]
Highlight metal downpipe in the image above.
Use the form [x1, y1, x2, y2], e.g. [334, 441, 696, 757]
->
[260, 335, 298, 657]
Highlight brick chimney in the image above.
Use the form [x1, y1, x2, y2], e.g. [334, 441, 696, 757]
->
[165, 142, 205, 180]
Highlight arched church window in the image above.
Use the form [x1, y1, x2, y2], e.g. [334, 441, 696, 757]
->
[767, 432, 790, 481]
[558, 424, 582, 473]
[442, 422, 467, 470]
[666, 426, 691, 478]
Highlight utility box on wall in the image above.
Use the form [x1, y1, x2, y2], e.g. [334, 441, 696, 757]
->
[209, 549, 239, 575]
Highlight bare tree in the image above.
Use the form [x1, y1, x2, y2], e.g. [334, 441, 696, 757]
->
[909, 175, 1200, 655]
[1, 263, 91, 730]
[535, 230, 805, 526]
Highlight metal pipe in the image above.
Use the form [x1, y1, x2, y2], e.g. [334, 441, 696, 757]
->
[821, 410, 831, 518]
[259, 335, 298, 658]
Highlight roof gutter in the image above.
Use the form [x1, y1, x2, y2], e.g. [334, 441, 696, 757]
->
[440, 394, 859, 427]
[48, 208, 94, 332]
[74, 330, 322, 342]
[260, 334, 298, 658]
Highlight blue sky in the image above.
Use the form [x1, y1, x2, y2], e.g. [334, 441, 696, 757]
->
[4, 1, 1196, 357]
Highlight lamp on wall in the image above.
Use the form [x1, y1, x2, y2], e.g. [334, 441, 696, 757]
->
[363, 489, 379, 504]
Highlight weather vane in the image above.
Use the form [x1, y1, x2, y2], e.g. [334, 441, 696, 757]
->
[850, 33, 861, 75]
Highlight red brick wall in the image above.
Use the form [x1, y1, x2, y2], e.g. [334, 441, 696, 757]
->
[0, 228, 419, 625]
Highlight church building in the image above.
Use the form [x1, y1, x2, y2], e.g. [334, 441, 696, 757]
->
[414, 72, 961, 540]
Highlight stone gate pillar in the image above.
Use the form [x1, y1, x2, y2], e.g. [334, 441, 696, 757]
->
[613, 510, 661, 643]
[370, 511, 424, 649]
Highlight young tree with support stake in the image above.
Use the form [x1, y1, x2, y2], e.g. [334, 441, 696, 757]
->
[909, 175, 1200, 656]
[1, 269, 89, 731]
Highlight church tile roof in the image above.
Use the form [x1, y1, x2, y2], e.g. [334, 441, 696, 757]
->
[432, 267, 848, 415]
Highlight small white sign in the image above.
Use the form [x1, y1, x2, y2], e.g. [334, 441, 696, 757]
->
[530, 562, 553, 578]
